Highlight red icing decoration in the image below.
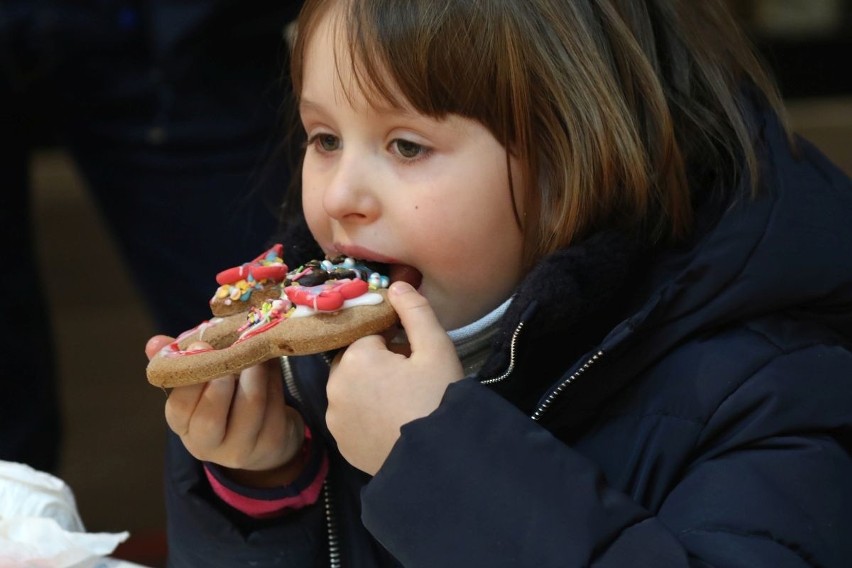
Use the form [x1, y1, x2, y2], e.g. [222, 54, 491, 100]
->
[285, 278, 368, 311]
[340, 278, 368, 299]
[234, 318, 284, 343]
[216, 244, 287, 285]
[164, 342, 215, 357]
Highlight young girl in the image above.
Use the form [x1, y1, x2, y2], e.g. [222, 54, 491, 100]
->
[147, 0, 852, 565]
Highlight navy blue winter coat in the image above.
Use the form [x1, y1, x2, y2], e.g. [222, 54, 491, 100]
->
[165, 108, 852, 566]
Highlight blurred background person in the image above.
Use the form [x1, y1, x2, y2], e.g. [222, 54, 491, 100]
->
[0, 0, 304, 473]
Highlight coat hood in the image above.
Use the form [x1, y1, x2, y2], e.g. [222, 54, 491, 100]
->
[629, 110, 852, 360]
[483, 106, 852, 416]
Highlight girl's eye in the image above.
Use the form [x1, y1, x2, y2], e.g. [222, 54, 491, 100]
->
[308, 133, 340, 152]
[392, 139, 426, 159]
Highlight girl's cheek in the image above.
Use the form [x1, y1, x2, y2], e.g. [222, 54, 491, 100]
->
[301, 187, 326, 235]
[304, 199, 323, 230]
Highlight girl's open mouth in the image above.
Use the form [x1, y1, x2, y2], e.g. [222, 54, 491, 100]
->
[329, 244, 423, 290]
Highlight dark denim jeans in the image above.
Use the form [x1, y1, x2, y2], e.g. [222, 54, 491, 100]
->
[0, 0, 299, 472]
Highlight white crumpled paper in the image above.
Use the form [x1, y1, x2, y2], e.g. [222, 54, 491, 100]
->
[0, 460, 129, 568]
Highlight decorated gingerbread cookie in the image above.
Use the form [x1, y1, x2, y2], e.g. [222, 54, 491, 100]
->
[147, 247, 397, 388]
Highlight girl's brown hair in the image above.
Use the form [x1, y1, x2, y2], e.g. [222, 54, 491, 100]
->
[290, 0, 788, 266]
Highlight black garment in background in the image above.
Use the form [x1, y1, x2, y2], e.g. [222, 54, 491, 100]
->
[0, 0, 304, 472]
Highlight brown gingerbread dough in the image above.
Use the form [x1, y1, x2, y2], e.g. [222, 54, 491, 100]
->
[146, 248, 398, 388]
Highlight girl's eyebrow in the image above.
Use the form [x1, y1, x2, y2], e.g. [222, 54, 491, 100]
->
[298, 98, 324, 114]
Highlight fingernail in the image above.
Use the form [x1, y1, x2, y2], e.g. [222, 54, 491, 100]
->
[389, 281, 414, 295]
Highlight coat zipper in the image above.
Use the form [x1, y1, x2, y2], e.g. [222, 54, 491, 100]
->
[323, 479, 342, 568]
[319, 353, 342, 568]
[279, 356, 303, 405]
[475, 320, 607, 422]
[479, 321, 525, 386]
[531, 350, 604, 421]
[280, 355, 342, 568]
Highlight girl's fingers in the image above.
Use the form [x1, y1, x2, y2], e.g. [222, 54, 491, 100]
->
[223, 364, 270, 459]
[256, 368, 305, 466]
[387, 281, 453, 354]
[145, 335, 174, 360]
[186, 375, 237, 454]
[164, 382, 205, 436]
[165, 360, 298, 469]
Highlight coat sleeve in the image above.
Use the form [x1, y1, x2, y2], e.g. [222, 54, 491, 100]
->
[360, 344, 852, 568]
[164, 431, 328, 568]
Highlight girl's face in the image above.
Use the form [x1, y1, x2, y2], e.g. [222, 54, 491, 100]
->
[298, 11, 526, 330]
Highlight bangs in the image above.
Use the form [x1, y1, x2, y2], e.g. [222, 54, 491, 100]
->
[292, 0, 517, 146]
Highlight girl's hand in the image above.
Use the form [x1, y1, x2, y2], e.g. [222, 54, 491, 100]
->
[326, 281, 464, 475]
[144, 336, 305, 487]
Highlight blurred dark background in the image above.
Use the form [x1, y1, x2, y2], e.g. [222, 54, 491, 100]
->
[729, 0, 852, 98]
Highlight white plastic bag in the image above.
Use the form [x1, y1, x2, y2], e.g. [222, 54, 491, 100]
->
[0, 461, 129, 568]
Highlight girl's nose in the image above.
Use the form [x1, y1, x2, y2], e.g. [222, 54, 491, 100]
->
[322, 154, 380, 223]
